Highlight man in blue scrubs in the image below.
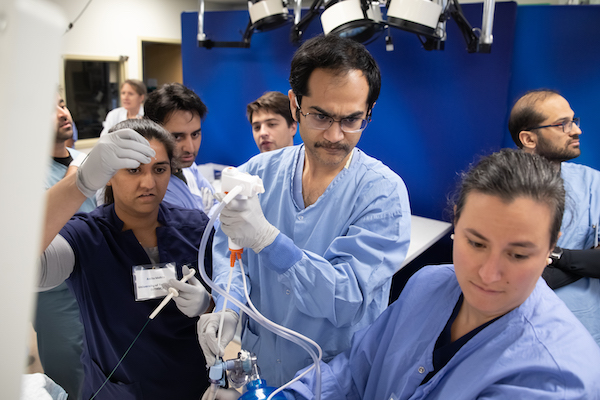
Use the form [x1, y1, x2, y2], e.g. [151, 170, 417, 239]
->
[199, 35, 411, 387]
[145, 83, 217, 215]
[509, 89, 600, 345]
[34, 95, 97, 399]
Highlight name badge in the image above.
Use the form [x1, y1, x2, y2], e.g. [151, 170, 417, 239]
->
[132, 262, 176, 301]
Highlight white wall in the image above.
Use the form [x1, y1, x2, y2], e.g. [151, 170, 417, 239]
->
[49, 0, 201, 79]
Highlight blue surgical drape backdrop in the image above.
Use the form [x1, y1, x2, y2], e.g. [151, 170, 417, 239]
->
[181, 3, 600, 220]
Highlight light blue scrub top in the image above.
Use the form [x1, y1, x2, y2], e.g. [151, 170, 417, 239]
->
[212, 145, 411, 386]
[163, 164, 216, 214]
[46, 148, 97, 212]
[285, 265, 600, 400]
[555, 162, 600, 345]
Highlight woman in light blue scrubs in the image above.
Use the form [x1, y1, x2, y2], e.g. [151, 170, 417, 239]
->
[276, 149, 600, 399]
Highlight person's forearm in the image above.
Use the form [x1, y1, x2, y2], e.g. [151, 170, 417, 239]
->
[542, 266, 581, 289]
[41, 173, 87, 252]
[555, 248, 600, 279]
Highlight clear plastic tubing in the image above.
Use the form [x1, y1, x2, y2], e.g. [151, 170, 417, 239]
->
[197, 191, 322, 400]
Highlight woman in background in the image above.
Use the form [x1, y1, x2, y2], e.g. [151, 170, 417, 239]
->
[100, 79, 146, 136]
[280, 149, 600, 399]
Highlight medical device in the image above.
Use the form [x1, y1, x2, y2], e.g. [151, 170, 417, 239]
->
[149, 268, 197, 319]
[196, 167, 323, 400]
[207, 349, 286, 400]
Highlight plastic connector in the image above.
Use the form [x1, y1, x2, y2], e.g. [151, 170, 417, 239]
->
[230, 248, 243, 268]
[221, 167, 267, 253]
[208, 359, 226, 384]
[221, 167, 265, 198]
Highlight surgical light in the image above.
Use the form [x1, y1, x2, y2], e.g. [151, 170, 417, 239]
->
[320, 0, 386, 44]
[198, 0, 293, 48]
[384, 0, 495, 53]
[385, 0, 442, 37]
[249, 0, 292, 32]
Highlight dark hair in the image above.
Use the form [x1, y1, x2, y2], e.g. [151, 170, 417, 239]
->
[144, 83, 208, 125]
[104, 119, 175, 204]
[122, 79, 147, 97]
[452, 149, 565, 248]
[508, 89, 560, 148]
[289, 35, 381, 117]
[246, 91, 295, 127]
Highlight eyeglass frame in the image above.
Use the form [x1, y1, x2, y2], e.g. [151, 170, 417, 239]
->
[294, 96, 371, 133]
[526, 118, 580, 134]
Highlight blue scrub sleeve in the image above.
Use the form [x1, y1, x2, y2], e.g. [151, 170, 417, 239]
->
[259, 234, 304, 274]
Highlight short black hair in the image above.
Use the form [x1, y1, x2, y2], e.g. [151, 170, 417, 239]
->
[144, 83, 208, 125]
[289, 35, 381, 116]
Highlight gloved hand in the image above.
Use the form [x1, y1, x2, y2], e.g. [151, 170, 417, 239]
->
[76, 128, 155, 198]
[69, 152, 87, 168]
[201, 387, 240, 400]
[200, 187, 216, 212]
[163, 266, 211, 318]
[198, 309, 239, 367]
[220, 195, 279, 253]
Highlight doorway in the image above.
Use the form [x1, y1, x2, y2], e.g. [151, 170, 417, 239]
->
[142, 41, 183, 93]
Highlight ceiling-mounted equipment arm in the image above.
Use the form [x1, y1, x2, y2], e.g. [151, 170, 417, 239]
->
[447, 0, 480, 53]
[290, 0, 325, 44]
[198, 21, 253, 49]
[479, 0, 495, 52]
[387, 0, 493, 53]
[197, 0, 252, 49]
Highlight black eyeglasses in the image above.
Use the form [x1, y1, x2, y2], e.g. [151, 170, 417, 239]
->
[527, 118, 580, 134]
[295, 97, 369, 133]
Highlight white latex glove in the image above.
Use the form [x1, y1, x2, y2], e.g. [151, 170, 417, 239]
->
[201, 387, 240, 400]
[76, 128, 155, 198]
[163, 266, 211, 318]
[69, 152, 87, 168]
[198, 309, 239, 367]
[200, 187, 216, 211]
[220, 195, 279, 253]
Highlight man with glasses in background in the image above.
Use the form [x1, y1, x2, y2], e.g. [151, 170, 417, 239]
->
[198, 34, 411, 388]
[509, 89, 600, 346]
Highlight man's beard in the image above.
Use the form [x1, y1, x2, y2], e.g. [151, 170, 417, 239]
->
[536, 134, 580, 163]
[56, 126, 73, 142]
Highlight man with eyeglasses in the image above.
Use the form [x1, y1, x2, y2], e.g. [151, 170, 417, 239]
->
[199, 34, 411, 388]
[509, 89, 600, 346]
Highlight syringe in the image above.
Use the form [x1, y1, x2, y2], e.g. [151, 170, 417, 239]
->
[149, 268, 196, 319]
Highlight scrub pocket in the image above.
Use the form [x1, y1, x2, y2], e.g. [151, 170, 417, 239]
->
[241, 316, 261, 356]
